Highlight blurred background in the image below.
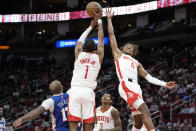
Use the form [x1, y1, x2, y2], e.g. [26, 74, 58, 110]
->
[0, 0, 195, 130]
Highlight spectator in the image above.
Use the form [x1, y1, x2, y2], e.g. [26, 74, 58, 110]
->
[188, 100, 196, 114]
[160, 99, 167, 106]
[5, 122, 14, 131]
[167, 121, 173, 130]
[34, 126, 42, 131]
[150, 103, 159, 112]
[180, 119, 192, 131]
[3, 103, 10, 111]
[177, 86, 187, 94]
[179, 104, 189, 114]
[173, 119, 181, 130]
[158, 119, 166, 129]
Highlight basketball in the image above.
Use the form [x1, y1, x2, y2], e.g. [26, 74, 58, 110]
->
[86, 2, 102, 17]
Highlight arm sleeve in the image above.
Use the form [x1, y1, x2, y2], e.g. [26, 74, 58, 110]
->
[41, 98, 54, 112]
[78, 26, 93, 43]
[145, 74, 166, 87]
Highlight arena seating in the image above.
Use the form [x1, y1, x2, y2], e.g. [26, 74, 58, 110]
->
[0, 43, 195, 130]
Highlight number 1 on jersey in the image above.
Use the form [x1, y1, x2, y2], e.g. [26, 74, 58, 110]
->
[84, 66, 89, 79]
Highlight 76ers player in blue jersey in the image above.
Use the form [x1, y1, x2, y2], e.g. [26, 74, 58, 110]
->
[0, 107, 6, 131]
[13, 80, 80, 131]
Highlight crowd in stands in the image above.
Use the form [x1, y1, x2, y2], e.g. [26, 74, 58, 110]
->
[0, 43, 195, 130]
[0, 54, 56, 130]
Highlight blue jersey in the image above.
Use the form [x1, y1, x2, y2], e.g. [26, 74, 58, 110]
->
[0, 117, 5, 131]
[51, 93, 69, 130]
[41, 93, 82, 131]
[42, 93, 69, 131]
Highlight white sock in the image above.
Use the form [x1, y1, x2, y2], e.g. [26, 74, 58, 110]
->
[132, 126, 140, 131]
[150, 129, 155, 131]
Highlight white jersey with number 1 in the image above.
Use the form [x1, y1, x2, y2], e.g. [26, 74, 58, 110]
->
[71, 52, 101, 90]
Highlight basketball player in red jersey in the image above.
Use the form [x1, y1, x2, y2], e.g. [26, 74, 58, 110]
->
[105, 8, 177, 131]
[94, 94, 122, 131]
[68, 9, 104, 131]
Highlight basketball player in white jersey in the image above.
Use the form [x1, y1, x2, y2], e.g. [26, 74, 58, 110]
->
[94, 94, 122, 131]
[68, 9, 104, 131]
[105, 8, 177, 131]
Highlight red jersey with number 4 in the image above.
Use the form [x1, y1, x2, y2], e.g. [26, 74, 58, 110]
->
[71, 52, 100, 90]
[115, 53, 139, 83]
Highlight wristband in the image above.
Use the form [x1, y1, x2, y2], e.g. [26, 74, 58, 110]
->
[98, 19, 102, 24]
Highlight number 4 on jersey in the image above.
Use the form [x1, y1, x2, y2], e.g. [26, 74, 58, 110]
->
[131, 62, 134, 70]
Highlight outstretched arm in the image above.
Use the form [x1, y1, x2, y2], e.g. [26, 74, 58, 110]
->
[92, 8, 104, 64]
[138, 63, 177, 89]
[75, 19, 97, 61]
[105, 8, 122, 60]
[97, 19, 104, 64]
[13, 106, 46, 128]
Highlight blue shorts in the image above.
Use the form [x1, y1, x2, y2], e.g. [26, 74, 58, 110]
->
[55, 127, 69, 131]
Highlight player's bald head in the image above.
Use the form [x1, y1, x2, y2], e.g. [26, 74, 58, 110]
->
[49, 80, 63, 95]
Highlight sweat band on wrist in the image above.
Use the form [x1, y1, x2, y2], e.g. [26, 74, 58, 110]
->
[78, 26, 92, 43]
[98, 19, 102, 24]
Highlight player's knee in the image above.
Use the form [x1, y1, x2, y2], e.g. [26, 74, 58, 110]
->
[133, 115, 143, 129]
[143, 109, 151, 118]
[138, 103, 151, 118]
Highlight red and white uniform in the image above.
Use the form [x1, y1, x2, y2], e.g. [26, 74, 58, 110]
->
[115, 53, 144, 115]
[95, 106, 115, 131]
[71, 52, 100, 89]
[69, 52, 101, 123]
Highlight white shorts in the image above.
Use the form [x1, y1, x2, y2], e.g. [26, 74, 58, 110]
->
[68, 86, 95, 123]
[118, 81, 144, 116]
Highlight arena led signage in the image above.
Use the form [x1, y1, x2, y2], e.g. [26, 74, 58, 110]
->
[56, 37, 109, 48]
[0, 0, 195, 23]
[157, 0, 193, 8]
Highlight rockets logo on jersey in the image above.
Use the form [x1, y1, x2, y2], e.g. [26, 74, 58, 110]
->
[96, 106, 115, 130]
[97, 116, 110, 123]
